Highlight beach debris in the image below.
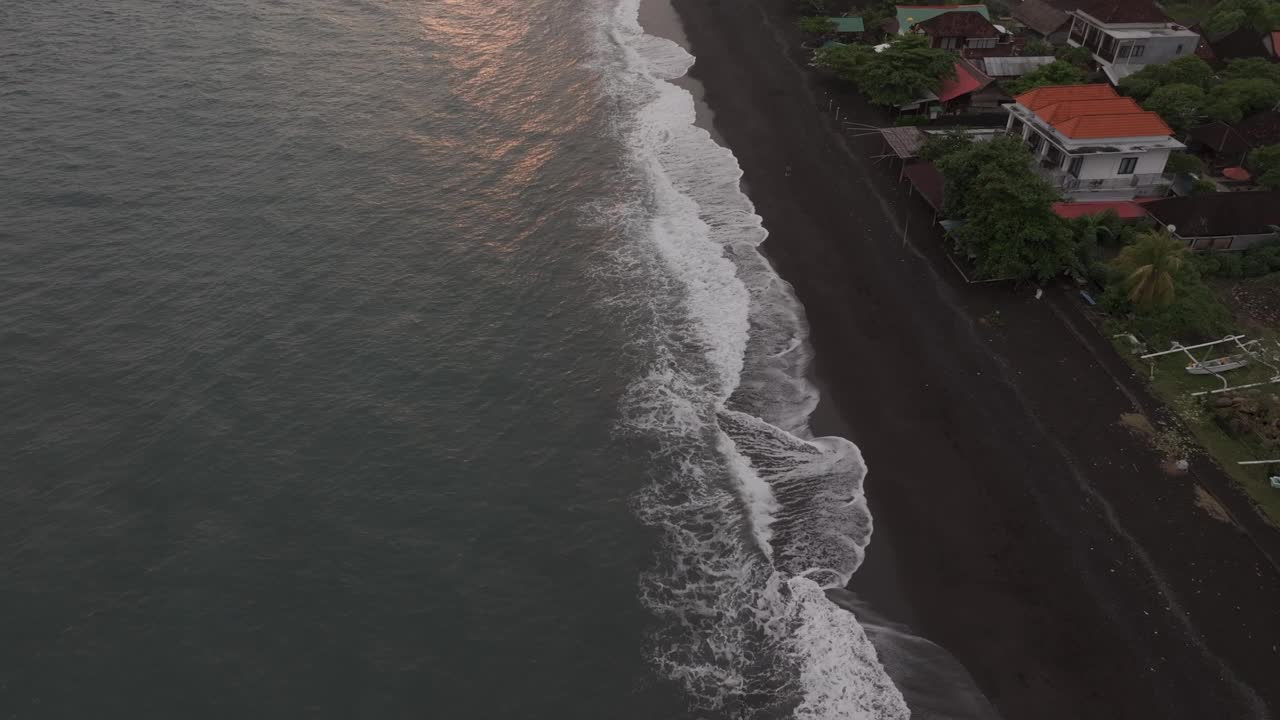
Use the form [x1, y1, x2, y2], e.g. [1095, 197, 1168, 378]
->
[1187, 481, 1228, 520]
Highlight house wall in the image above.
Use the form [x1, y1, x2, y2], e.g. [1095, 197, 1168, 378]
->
[1076, 150, 1170, 179]
[1068, 16, 1197, 67]
[1182, 232, 1275, 252]
[1115, 34, 1194, 66]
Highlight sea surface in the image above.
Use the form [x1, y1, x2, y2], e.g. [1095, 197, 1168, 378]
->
[1, 0, 906, 717]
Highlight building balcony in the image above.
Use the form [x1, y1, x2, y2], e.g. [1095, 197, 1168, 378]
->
[1039, 169, 1168, 195]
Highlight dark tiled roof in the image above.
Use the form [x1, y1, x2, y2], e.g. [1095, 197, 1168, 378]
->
[1012, 0, 1070, 36]
[1235, 111, 1280, 147]
[904, 161, 945, 211]
[1208, 26, 1274, 60]
[1187, 112, 1280, 156]
[1187, 121, 1252, 155]
[1074, 0, 1169, 24]
[1145, 191, 1280, 237]
[914, 10, 999, 38]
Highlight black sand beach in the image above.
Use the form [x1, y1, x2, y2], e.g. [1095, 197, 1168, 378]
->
[662, 0, 1280, 717]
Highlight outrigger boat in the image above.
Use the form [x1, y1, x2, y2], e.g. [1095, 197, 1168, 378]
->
[1186, 353, 1250, 375]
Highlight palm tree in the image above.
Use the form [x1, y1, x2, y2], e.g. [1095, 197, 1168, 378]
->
[1116, 229, 1185, 308]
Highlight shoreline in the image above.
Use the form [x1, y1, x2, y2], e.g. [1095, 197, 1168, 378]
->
[660, 0, 1280, 717]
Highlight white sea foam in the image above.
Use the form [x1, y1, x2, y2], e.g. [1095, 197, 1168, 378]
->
[595, 0, 909, 716]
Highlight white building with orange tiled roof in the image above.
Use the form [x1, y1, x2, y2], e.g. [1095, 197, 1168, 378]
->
[1003, 84, 1183, 200]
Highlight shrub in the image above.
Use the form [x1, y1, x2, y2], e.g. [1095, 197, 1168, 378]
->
[1247, 144, 1280, 189]
[798, 16, 838, 35]
[1102, 265, 1233, 346]
[1165, 152, 1205, 176]
[1003, 60, 1085, 96]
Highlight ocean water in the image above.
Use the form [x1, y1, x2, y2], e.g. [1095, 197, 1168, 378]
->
[1, 0, 904, 717]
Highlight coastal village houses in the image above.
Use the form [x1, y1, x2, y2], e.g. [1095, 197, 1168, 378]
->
[1065, 0, 1200, 84]
[1004, 84, 1180, 200]
[1145, 191, 1280, 251]
[893, 4, 990, 37]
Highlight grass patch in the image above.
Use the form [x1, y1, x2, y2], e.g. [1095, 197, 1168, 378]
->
[1111, 336, 1280, 526]
[1161, 1, 1216, 25]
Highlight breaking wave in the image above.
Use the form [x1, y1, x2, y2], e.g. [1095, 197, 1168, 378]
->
[593, 0, 909, 717]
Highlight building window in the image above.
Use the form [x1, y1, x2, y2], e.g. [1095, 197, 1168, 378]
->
[1118, 157, 1138, 174]
[969, 37, 996, 49]
[1068, 156, 1083, 177]
[1131, 44, 1145, 58]
[1119, 45, 1131, 58]
[1176, 44, 1184, 55]
[941, 36, 958, 49]
[1028, 133, 1043, 153]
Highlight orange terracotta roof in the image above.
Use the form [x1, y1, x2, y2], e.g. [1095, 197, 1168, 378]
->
[1054, 113, 1173, 138]
[1035, 98, 1144, 123]
[1015, 84, 1173, 139]
[1015, 84, 1118, 111]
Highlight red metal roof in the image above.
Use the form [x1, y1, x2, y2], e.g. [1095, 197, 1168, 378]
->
[1051, 201, 1149, 220]
[938, 60, 991, 103]
[1222, 166, 1252, 182]
[1016, 84, 1173, 139]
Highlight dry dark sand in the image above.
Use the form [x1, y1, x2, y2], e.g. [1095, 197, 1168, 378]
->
[660, 0, 1280, 717]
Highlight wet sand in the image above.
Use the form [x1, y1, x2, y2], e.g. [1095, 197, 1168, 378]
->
[660, 0, 1280, 717]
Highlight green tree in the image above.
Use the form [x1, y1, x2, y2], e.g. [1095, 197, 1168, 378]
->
[1164, 152, 1205, 176]
[1247, 143, 1280, 188]
[1118, 56, 1215, 101]
[1222, 57, 1280, 84]
[1142, 83, 1205, 132]
[932, 136, 1076, 281]
[1055, 45, 1095, 67]
[813, 42, 873, 80]
[1071, 210, 1120, 247]
[1067, 210, 1120, 270]
[1190, 178, 1219, 194]
[1003, 60, 1085, 96]
[1208, 77, 1280, 120]
[952, 169, 1075, 281]
[1021, 39, 1053, 57]
[1204, 0, 1280, 35]
[798, 16, 838, 35]
[1115, 231, 1186, 308]
[816, 34, 954, 107]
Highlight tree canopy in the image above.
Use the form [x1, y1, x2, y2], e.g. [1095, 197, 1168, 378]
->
[1116, 231, 1185, 308]
[813, 34, 954, 107]
[1119, 56, 1215, 102]
[928, 136, 1076, 281]
[1121, 57, 1280, 130]
[1003, 60, 1085, 96]
[1247, 143, 1280, 189]
[797, 16, 838, 35]
[1203, 0, 1280, 35]
[1143, 83, 1206, 132]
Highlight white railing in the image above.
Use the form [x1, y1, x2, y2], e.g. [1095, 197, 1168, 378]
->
[1040, 170, 1166, 192]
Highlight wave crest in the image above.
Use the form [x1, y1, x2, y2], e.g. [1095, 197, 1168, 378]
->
[596, 0, 908, 716]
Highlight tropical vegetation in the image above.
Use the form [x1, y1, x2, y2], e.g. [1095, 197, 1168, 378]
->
[1116, 231, 1186, 308]
[813, 34, 954, 107]
[1246, 143, 1280, 189]
[1119, 56, 1280, 130]
[797, 16, 838, 35]
[1003, 60, 1085, 96]
[1203, 0, 1280, 35]
[922, 135, 1079, 281]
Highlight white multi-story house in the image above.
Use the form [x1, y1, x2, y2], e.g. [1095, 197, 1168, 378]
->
[1066, 0, 1200, 84]
[1003, 84, 1182, 200]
